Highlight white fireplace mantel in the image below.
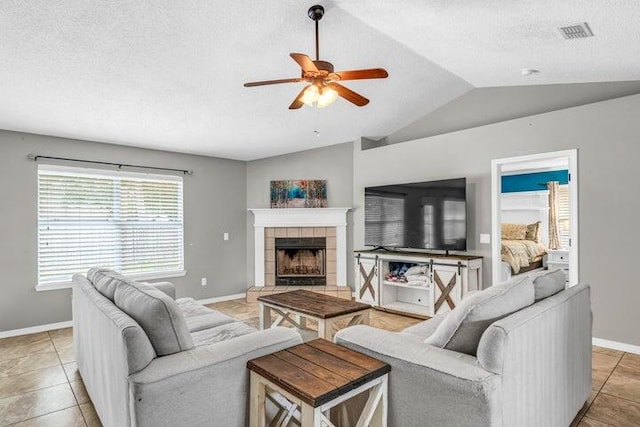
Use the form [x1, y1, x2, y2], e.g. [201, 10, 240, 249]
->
[249, 208, 351, 287]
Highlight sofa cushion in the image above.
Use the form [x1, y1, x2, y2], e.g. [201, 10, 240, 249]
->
[115, 282, 194, 356]
[176, 298, 236, 332]
[533, 269, 566, 301]
[87, 268, 127, 301]
[190, 322, 257, 347]
[424, 276, 535, 356]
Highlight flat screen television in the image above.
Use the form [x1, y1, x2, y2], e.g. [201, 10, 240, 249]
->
[364, 178, 467, 251]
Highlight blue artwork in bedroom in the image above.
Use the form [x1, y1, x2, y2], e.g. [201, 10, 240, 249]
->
[502, 170, 569, 193]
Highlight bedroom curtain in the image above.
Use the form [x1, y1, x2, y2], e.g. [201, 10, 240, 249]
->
[548, 181, 561, 250]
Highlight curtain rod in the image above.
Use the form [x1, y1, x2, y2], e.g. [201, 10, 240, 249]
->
[27, 154, 193, 175]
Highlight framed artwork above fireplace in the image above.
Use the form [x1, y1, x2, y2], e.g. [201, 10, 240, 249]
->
[270, 180, 327, 208]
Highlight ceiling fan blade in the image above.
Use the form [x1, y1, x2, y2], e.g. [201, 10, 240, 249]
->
[334, 68, 388, 81]
[244, 78, 306, 87]
[329, 83, 369, 107]
[290, 53, 318, 73]
[289, 86, 309, 110]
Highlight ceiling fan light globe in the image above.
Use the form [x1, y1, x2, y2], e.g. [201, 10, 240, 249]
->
[300, 84, 320, 106]
[317, 87, 339, 108]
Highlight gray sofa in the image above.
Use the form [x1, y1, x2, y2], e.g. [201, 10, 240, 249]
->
[335, 270, 592, 427]
[72, 269, 302, 427]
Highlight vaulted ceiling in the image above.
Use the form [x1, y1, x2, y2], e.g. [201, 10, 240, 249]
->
[1, 1, 639, 160]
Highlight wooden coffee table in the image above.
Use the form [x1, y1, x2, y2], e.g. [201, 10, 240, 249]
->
[257, 289, 371, 341]
[248, 339, 390, 427]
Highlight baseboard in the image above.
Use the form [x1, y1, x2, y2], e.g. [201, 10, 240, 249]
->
[593, 337, 640, 355]
[197, 293, 246, 305]
[0, 320, 73, 339]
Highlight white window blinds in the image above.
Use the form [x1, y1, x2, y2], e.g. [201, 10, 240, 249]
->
[37, 165, 184, 287]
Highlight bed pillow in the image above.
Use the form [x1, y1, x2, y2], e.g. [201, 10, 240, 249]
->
[525, 221, 541, 243]
[533, 269, 566, 301]
[114, 281, 194, 356]
[424, 276, 535, 356]
[501, 223, 527, 240]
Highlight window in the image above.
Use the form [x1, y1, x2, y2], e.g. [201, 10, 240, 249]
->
[557, 184, 570, 249]
[37, 165, 184, 289]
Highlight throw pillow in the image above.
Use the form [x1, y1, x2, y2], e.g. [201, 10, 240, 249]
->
[114, 281, 194, 356]
[525, 221, 541, 242]
[424, 276, 535, 356]
[501, 223, 527, 240]
[87, 268, 127, 301]
[532, 269, 566, 301]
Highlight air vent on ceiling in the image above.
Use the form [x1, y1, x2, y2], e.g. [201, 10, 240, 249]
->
[559, 22, 594, 39]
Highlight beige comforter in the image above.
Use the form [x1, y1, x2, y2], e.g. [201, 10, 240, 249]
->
[501, 239, 547, 274]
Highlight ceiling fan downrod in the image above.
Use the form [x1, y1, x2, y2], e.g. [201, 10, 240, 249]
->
[308, 5, 324, 61]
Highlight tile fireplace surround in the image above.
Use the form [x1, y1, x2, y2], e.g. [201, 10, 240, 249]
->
[248, 208, 351, 301]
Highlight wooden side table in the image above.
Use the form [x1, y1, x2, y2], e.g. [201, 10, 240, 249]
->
[258, 290, 371, 342]
[248, 339, 390, 427]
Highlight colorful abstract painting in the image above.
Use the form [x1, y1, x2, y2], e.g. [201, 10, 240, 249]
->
[270, 180, 327, 208]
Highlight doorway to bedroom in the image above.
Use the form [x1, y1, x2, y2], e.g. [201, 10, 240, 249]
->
[491, 150, 578, 287]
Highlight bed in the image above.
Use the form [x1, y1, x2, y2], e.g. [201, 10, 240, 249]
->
[501, 222, 547, 275]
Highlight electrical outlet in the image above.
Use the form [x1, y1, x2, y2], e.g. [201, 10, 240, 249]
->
[480, 234, 491, 244]
[223, 232, 229, 241]
[201, 277, 207, 286]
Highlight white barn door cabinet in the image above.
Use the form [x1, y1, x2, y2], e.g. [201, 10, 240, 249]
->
[355, 250, 483, 319]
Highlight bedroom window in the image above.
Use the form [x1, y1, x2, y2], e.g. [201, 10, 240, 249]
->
[557, 184, 570, 249]
[37, 164, 184, 290]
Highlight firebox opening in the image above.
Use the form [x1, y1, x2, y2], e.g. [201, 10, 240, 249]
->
[275, 238, 326, 286]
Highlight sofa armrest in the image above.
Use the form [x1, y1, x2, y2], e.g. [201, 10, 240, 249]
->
[128, 327, 302, 427]
[335, 325, 501, 427]
[140, 281, 176, 299]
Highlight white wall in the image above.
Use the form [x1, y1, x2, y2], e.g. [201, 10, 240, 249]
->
[0, 131, 247, 332]
[353, 93, 640, 346]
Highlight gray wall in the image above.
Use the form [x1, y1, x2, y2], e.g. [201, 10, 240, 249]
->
[353, 93, 640, 346]
[246, 142, 355, 287]
[0, 131, 247, 331]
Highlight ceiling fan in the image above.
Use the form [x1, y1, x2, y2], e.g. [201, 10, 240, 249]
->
[244, 4, 388, 109]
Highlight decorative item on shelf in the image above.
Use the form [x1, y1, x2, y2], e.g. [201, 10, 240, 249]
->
[270, 180, 327, 208]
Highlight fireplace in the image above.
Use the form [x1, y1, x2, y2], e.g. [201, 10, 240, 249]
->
[275, 238, 326, 285]
[249, 208, 350, 288]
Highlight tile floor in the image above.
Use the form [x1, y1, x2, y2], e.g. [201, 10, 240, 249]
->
[0, 298, 638, 426]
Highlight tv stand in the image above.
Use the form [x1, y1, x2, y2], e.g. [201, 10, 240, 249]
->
[354, 250, 483, 318]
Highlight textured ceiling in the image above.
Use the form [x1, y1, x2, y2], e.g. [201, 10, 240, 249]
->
[334, 0, 640, 86]
[1, 1, 639, 160]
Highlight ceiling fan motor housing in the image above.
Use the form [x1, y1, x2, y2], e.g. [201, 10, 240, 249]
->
[312, 60, 334, 74]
